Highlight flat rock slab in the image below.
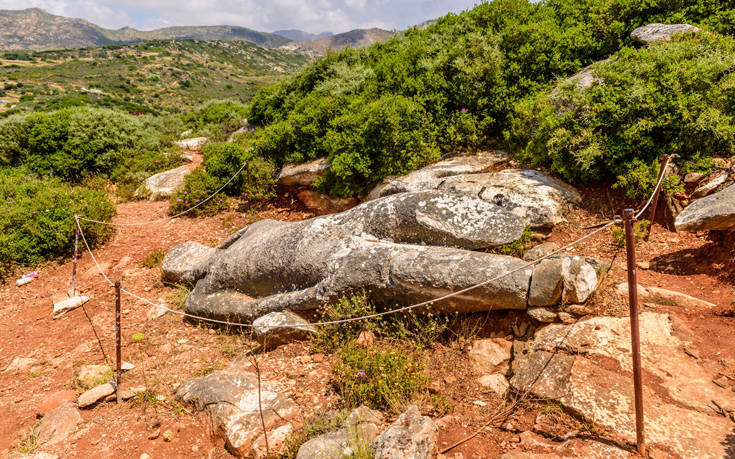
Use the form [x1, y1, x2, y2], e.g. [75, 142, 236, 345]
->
[4, 356, 38, 373]
[253, 311, 316, 348]
[616, 283, 716, 309]
[630, 23, 699, 44]
[78, 383, 115, 408]
[176, 360, 298, 456]
[136, 166, 191, 200]
[510, 313, 735, 458]
[278, 157, 330, 187]
[675, 183, 735, 232]
[35, 403, 81, 446]
[52, 295, 90, 319]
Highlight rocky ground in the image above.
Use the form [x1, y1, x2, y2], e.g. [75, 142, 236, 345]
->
[1, 155, 734, 458]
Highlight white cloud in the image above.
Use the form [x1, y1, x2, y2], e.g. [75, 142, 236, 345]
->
[1, 0, 479, 33]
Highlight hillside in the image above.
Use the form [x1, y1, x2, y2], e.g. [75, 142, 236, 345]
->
[0, 39, 309, 114]
[279, 28, 394, 57]
[273, 29, 334, 42]
[0, 8, 291, 50]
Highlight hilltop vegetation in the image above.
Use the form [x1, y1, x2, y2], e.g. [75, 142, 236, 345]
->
[0, 40, 309, 114]
[247, 0, 735, 197]
[0, 8, 291, 50]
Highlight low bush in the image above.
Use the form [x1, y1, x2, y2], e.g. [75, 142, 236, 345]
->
[333, 344, 427, 413]
[182, 99, 248, 141]
[506, 31, 735, 198]
[167, 168, 228, 217]
[0, 169, 115, 277]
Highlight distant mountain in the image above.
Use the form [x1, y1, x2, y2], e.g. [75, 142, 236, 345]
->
[280, 28, 394, 57]
[273, 29, 333, 42]
[0, 8, 291, 50]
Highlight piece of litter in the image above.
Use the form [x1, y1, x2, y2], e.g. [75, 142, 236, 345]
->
[52, 296, 90, 319]
[16, 277, 33, 286]
[121, 361, 135, 371]
[177, 339, 188, 344]
[22, 271, 39, 279]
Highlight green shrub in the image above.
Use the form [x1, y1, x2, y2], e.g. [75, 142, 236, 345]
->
[333, 344, 427, 413]
[182, 99, 248, 141]
[0, 169, 115, 277]
[281, 411, 350, 459]
[141, 249, 165, 269]
[168, 168, 228, 217]
[507, 31, 735, 198]
[111, 149, 184, 200]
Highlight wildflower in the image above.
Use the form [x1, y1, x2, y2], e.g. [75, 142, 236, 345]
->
[357, 370, 366, 378]
[461, 107, 467, 112]
[177, 198, 182, 202]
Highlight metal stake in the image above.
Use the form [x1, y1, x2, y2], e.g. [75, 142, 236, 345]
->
[71, 216, 80, 296]
[645, 155, 668, 241]
[624, 209, 646, 456]
[115, 280, 122, 404]
[246, 160, 251, 188]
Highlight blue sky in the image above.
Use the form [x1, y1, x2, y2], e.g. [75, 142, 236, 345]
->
[1, 0, 480, 33]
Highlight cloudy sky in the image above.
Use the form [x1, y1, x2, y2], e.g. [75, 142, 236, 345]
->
[2, 0, 480, 33]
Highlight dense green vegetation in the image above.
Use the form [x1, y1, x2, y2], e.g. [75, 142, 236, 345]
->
[246, 0, 735, 197]
[0, 40, 309, 115]
[507, 31, 734, 198]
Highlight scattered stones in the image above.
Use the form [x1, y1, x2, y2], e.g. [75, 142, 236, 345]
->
[630, 23, 699, 44]
[526, 307, 558, 323]
[522, 242, 560, 262]
[510, 313, 735, 458]
[136, 166, 191, 200]
[161, 241, 217, 286]
[675, 183, 735, 232]
[371, 405, 437, 459]
[52, 295, 90, 319]
[4, 356, 38, 373]
[278, 157, 330, 187]
[37, 390, 77, 417]
[528, 259, 564, 307]
[78, 383, 116, 408]
[176, 359, 298, 456]
[684, 172, 705, 185]
[561, 257, 598, 304]
[468, 338, 512, 374]
[296, 406, 384, 459]
[615, 283, 716, 309]
[478, 374, 510, 396]
[252, 311, 316, 348]
[173, 137, 207, 151]
[691, 170, 730, 199]
[35, 403, 81, 446]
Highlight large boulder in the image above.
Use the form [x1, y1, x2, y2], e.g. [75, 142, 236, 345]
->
[510, 313, 735, 458]
[369, 159, 580, 229]
[176, 359, 298, 457]
[179, 191, 535, 323]
[675, 183, 735, 232]
[161, 242, 218, 286]
[630, 23, 699, 44]
[278, 158, 330, 187]
[173, 137, 208, 151]
[135, 166, 191, 200]
[296, 406, 384, 459]
[370, 405, 437, 459]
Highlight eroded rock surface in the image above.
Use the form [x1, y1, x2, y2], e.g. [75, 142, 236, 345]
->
[136, 166, 191, 200]
[253, 311, 316, 348]
[35, 403, 81, 446]
[176, 359, 298, 457]
[161, 242, 218, 286]
[278, 157, 330, 187]
[371, 405, 437, 459]
[180, 191, 534, 322]
[630, 23, 699, 44]
[510, 313, 735, 458]
[173, 137, 208, 151]
[675, 183, 735, 232]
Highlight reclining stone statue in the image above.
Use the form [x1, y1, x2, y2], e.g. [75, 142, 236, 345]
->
[163, 190, 598, 323]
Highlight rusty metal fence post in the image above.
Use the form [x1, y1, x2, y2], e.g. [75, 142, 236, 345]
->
[645, 155, 669, 241]
[115, 280, 122, 404]
[71, 216, 80, 296]
[624, 209, 646, 455]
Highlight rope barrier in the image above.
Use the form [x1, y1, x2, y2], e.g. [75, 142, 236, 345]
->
[73, 156, 670, 330]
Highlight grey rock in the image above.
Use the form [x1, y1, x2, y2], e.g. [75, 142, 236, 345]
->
[296, 406, 384, 459]
[77, 383, 115, 408]
[523, 242, 560, 262]
[278, 157, 330, 187]
[136, 166, 191, 200]
[528, 259, 564, 307]
[370, 165, 581, 229]
[161, 242, 217, 286]
[173, 137, 208, 151]
[367, 151, 509, 200]
[371, 405, 437, 459]
[630, 23, 699, 44]
[510, 313, 735, 458]
[527, 307, 558, 323]
[253, 311, 316, 348]
[35, 403, 81, 445]
[181, 191, 533, 323]
[683, 172, 705, 185]
[675, 183, 735, 232]
[561, 257, 598, 304]
[691, 171, 730, 198]
[177, 359, 298, 456]
[569, 62, 602, 90]
[76, 364, 111, 388]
